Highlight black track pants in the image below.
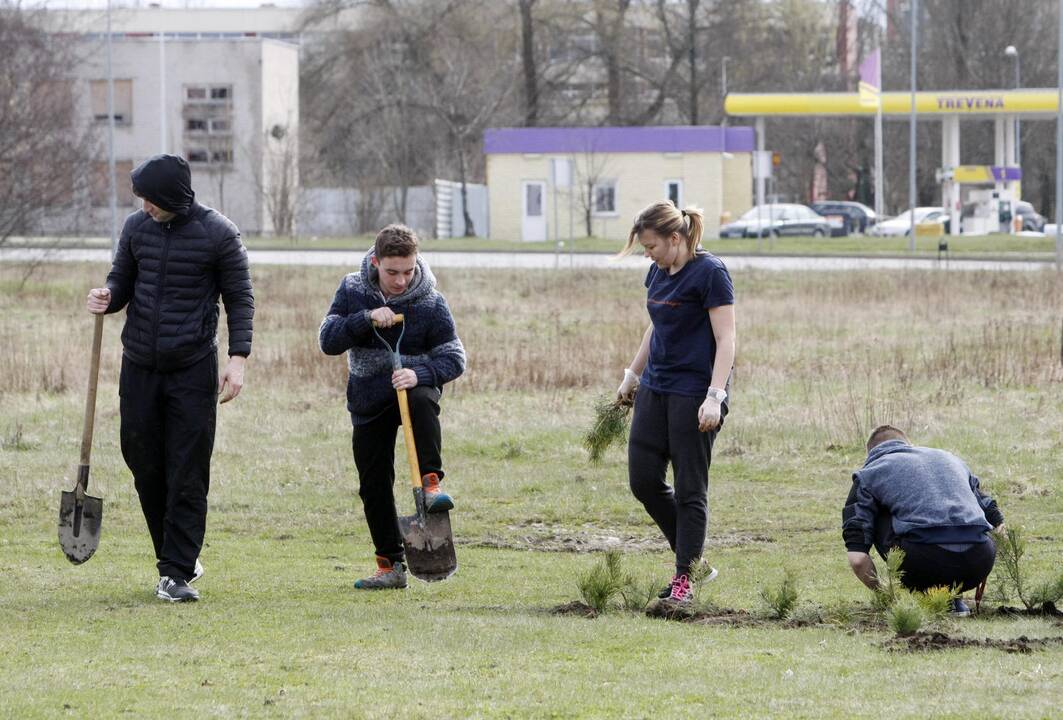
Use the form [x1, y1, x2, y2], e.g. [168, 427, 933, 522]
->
[628, 387, 724, 577]
[120, 353, 217, 582]
[351, 386, 443, 563]
[873, 513, 997, 592]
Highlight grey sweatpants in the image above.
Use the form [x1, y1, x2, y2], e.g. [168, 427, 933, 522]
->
[627, 387, 725, 577]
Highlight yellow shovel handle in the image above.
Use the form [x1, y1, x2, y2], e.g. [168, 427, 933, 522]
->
[370, 313, 404, 327]
[397, 388, 422, 490]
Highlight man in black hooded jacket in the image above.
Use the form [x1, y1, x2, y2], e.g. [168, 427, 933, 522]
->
[87, 154, 254, 603]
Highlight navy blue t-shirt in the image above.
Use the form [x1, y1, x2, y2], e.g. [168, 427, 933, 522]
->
[641, 252, 734, 398]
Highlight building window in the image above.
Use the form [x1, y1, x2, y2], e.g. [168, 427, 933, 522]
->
[90, 79, 132, 125]
[186, 149, 209, 163]
[666, 180, 683, 209]
[91, 160, 134, 207]
[186, 118, 207, 132]
[185, 85, 233, 103]
[211, 149, 233, 164]
[209, 119, 231, 133]
[592, 180, 617, 215]
[525, 183, 543, 217]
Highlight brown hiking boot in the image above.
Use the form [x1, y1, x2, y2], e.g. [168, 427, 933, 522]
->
[422, 473, 454, 513]
[354, 555, 408, 590]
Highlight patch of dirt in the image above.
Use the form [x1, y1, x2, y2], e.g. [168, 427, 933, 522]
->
[994, 602, 1062, 619]
[465, 524, 773, 554]
[551, 601, 598, 618]
[644, 599, 763, 625]
[887, 631, 1063, 654]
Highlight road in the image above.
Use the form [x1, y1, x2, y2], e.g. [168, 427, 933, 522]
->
[1, 247, 1058, 272]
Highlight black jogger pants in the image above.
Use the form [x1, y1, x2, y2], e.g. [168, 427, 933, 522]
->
[628, 387, 725, 577]
[351, 385, 443, 564]
[119, 353, 218, 582]
[873, 512, 997, 593]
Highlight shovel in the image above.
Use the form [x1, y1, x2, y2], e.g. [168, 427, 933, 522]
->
[372, 314, 458, 582]
[58, 313, 105, 564]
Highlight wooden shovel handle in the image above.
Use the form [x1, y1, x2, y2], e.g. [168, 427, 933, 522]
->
[397, 387, 422, 489]
[79, 314, 105, 467]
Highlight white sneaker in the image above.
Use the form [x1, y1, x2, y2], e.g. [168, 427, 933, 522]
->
[190, 558, 204, 584]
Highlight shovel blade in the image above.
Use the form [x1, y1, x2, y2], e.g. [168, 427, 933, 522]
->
[58, 490, 103, 565]
[399, 510, 457, 582]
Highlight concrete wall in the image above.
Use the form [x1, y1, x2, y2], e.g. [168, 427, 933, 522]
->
[297, 186, 436, 239]
[486, 150, 753, 242]
[720, 153, 754, 230]
[259, 40, 300, 235]
[51, 36, 298, 237]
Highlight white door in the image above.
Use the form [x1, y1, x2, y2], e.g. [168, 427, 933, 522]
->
[521, 181, 547, 241]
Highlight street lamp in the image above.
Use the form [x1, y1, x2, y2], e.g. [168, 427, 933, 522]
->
[1005, 45, 1021, 168]
[721, 56, 730, 98]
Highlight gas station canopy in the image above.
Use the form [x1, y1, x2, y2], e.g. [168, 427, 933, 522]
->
[725, 89, 1061, 118]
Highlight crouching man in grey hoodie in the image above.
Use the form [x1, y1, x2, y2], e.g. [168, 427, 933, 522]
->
[842, 425, 1004, 615]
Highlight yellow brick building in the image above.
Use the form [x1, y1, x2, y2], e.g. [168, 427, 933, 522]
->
[484, 126, 753, 242]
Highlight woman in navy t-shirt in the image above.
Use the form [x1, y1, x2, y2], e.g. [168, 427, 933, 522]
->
[616, 201, 736, 606]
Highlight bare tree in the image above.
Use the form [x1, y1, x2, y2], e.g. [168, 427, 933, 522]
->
[0, 2, 95, 246]
[518, 0, 540, 126]
[260, 121, 300, 237]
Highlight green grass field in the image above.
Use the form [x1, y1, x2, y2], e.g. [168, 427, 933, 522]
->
[7, 231, 1063, 260]
[247, 233, 1063, 259]
[1, 261, 1061, 718]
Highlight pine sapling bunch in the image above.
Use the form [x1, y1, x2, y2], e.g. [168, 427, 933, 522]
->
[583, 395, 633, 463]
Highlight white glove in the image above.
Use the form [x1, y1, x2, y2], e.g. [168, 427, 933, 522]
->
[617, 368, 639, 403]
[698, 387, 727, 432]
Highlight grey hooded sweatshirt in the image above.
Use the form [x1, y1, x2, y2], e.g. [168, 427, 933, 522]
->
[842, 440, 1004, 553]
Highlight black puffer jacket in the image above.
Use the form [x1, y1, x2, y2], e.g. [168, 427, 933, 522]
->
[104, 155, 254, 372]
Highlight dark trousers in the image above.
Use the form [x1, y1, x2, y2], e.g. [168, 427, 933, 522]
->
[352, 386, 443, 563]
[119, 353, 217, 582]
[628, 387, 723, 577]
[873, 512, 996, 593]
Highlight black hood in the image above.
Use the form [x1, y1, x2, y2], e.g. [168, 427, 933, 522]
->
[130, 154, 195, 215]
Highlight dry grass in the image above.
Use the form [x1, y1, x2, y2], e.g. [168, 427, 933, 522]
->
[2, 261, 1062, 454]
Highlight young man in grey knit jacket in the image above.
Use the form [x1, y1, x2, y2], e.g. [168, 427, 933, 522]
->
[320, 225, 466, 589]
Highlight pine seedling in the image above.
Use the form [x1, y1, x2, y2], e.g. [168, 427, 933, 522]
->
[887, 591, 924, 636]
[583, 395, 632, 463]
[916, 585, 956, 622]
[996, 526, 1033, 610]
[577, 549, 626, 613]
[688, 559, 719, 611]
[760, 567, 800, 619]
[871, 546, 906, 612]
[619, 575, 661, 612]
[1030, 571, 1063, 608]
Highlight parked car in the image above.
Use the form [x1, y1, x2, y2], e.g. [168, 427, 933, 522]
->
[1015, 201, 1046, 232]
[719, 204, 832, 238]
[808, 201, 877, 236]
[867, 207, 946, 237]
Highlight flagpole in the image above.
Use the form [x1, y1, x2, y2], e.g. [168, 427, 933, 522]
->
[874, 52, 884, 220]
